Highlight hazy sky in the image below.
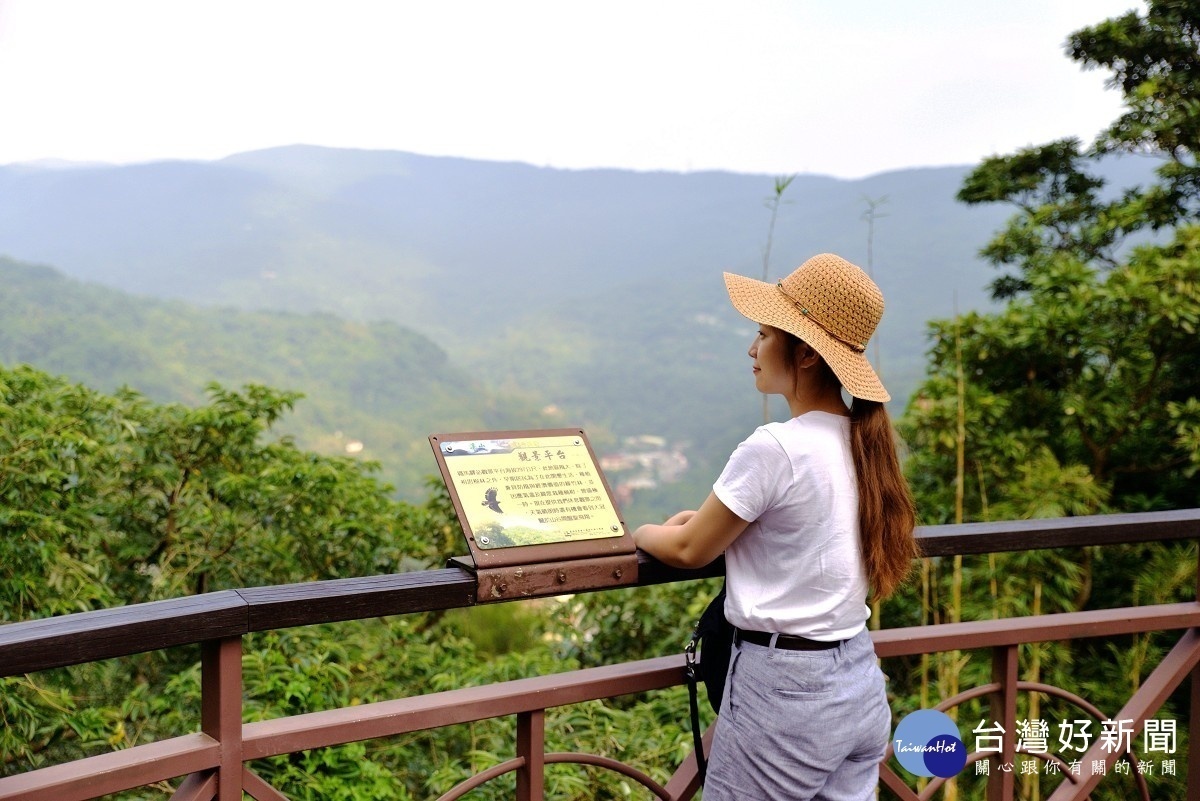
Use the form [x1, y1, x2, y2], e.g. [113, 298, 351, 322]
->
[0, 0, 1144, 179]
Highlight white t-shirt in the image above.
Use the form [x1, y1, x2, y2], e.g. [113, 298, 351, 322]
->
[713, 411, 870, 641]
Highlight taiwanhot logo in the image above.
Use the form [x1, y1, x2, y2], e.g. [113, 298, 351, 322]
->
[892, 709, 968, 779]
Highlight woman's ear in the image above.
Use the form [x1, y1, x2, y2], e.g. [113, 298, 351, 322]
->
[796, 343, 823, 370]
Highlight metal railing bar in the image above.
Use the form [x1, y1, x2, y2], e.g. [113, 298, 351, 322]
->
[989, 645, 1019, 800]
[516, 709, 545, 801]
[168, 769, 217, 801]
[912, 509, 1200, 557]
[434, 757, 526, 801]
[0, 732, 220, 801]
[544, 753, 672, 799]
[200, 637, 242, 800]
[1046, 628, 1200, 800]
[9, 604, 1191, 799]
[878, 763, 923, 801]
[237, 567, 478, 631]
[1189, 661, 1200, 796]
[240, 654, 684, 760]
[1, 511, 1196, 680]
[434, 753, 673, 801]
[0, 591, 246, 677]
[241, 767, 292, 801]
[0, 510, 1196, 801]
[634, 552, 725, 586]
[872, 602, 1200, 658]
[0, 557, 713, 678]
[4, 610, 1197, 800]
[910, 681, 1154, 801]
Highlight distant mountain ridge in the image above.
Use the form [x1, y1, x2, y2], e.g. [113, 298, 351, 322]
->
[0, 146, 1020, 394]
[0, 146, 1161, 514]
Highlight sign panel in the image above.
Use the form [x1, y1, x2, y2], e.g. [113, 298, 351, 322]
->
[429, 428, 633, 570]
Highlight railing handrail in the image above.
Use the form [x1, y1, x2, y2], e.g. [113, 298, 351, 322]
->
[2, 508, 1197, 678]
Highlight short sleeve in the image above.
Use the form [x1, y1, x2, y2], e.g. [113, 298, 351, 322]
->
[712, 427, 793, 523]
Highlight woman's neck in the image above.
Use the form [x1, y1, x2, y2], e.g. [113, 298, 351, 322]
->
[785, 383, 849, 419]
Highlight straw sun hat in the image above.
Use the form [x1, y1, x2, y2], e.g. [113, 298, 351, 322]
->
[724, 252, 889, 402]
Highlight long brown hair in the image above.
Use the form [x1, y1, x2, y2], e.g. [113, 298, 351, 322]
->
[849, 398, 918, 599]
[782, 331, 918, 599]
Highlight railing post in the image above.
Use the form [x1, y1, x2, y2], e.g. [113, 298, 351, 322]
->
[515, 710, 545, 801]
[988, 644, 1018, 801]
[201, 637, 243, 800]
[1189, 662, 1200, 801]
[1190, 549, 1200, 801]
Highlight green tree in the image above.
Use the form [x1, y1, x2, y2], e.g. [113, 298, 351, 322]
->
[893, 236, 1200, 800]
[902, 236, 1200, 517]
[958, 1, 1200, 301]
[0, 368, 439, 615]
[1074, 0, 1200, 224]
[888, 4, 1200, 798]
[926, 0, 1200, 516]
[0, 366, 452, 788]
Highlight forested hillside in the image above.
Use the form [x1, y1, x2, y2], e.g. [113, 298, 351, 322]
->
[0, 256, 553, 498]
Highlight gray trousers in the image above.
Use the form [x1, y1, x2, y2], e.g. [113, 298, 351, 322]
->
[702, 628, 890, 801]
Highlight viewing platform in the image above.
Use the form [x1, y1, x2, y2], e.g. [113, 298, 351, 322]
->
[2, 509, 1199, 800]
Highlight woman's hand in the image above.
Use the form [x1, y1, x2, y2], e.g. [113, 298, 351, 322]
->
[632, 493, 749, 569]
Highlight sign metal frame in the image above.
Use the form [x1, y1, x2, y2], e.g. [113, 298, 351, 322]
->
[428, 428, 637, 600]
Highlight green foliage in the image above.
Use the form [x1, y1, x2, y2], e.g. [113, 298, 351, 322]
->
[960, 0, 1200, 302]
[0, 366, 442, 615]
[550, 580, 722, 670]
[903, 227, 1200, 521]
[0, 366, 706, 799]
[1071, 0, 1200, 219]
[889, 4, 1200, 797]
[0, 365, 461, 794]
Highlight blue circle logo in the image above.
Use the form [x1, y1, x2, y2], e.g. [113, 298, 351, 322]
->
[892, 710, 967, 778]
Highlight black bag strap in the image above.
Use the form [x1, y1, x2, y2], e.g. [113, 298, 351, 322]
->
[685, 622, 708, 781]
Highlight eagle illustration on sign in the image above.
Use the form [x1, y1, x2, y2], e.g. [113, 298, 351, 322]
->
[482, 487, 503, 514]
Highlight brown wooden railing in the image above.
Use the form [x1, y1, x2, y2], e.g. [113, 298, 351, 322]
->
[1, 509, 1199, 800]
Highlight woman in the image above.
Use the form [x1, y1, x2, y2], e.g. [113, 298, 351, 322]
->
[633, 252, 917, 801]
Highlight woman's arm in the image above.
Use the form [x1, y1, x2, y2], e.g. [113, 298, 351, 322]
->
[632, 492, 751, 569]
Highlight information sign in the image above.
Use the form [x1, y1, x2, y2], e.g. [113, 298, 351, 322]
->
[429, 429, 635, 578]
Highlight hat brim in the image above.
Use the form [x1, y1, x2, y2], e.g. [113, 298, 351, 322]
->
[724, 272, 890, 402]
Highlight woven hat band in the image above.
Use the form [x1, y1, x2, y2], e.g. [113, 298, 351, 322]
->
[775, 281, 869, 352]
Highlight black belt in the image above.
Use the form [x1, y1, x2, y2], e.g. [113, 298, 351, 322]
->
[736, 628, 841, 651]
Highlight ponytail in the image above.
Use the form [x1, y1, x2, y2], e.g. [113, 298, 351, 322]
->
[849, 398, 918, 599]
